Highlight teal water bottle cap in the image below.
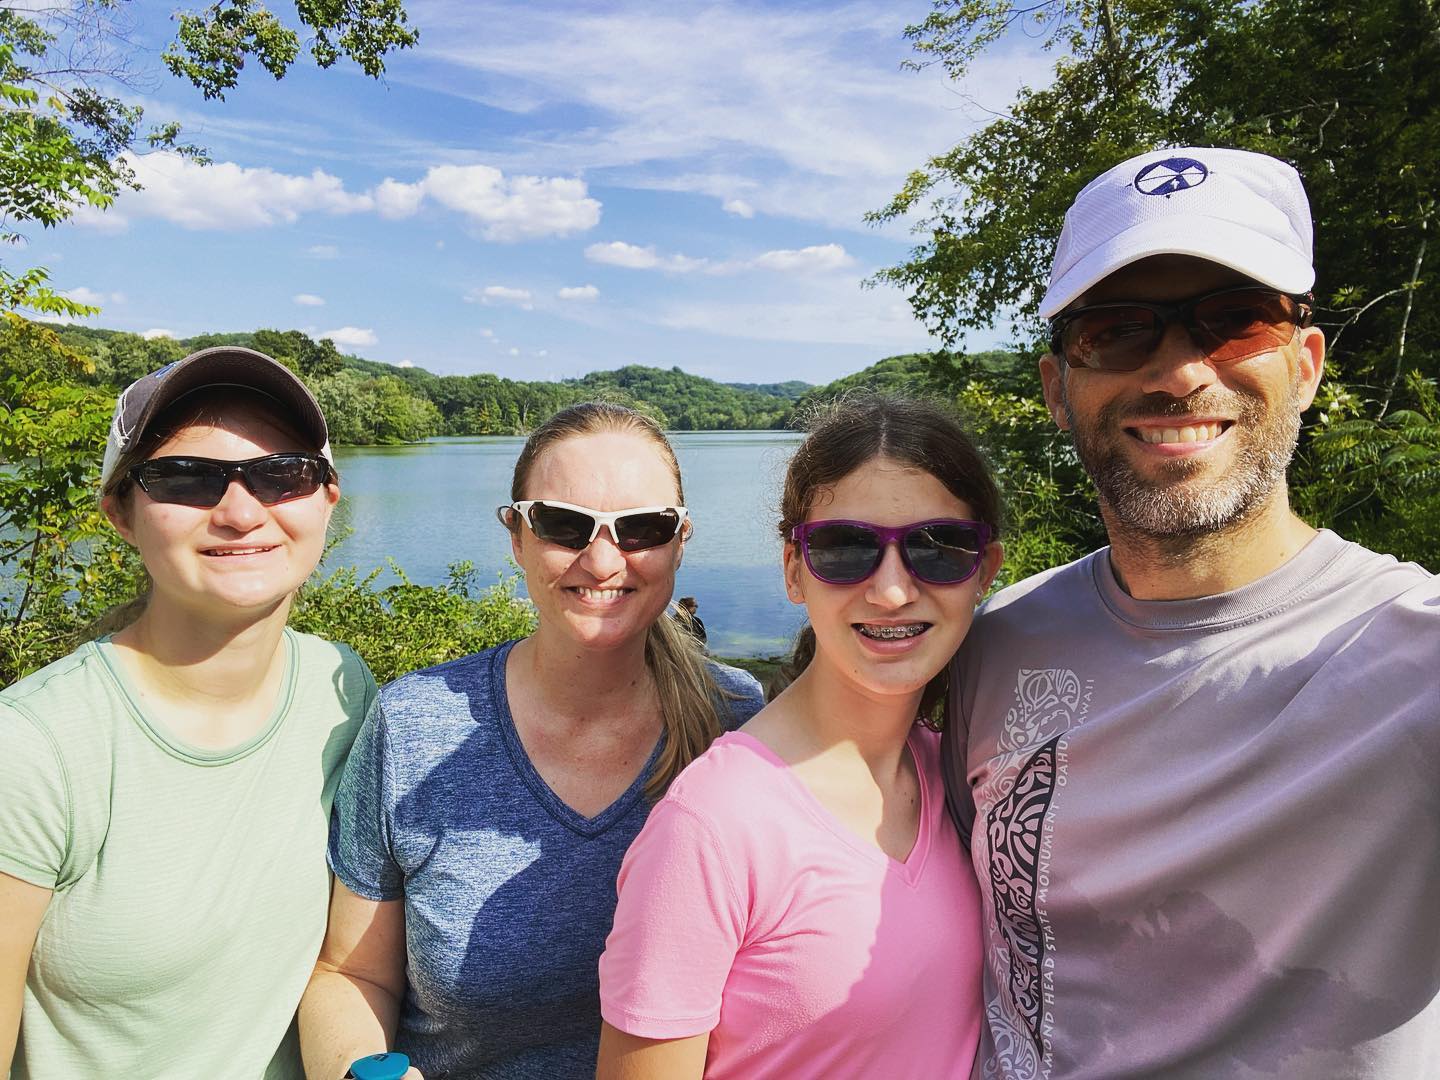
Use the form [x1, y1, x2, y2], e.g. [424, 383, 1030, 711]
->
[348, 1052, 410, 1080]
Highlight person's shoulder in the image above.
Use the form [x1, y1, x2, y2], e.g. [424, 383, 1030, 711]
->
[1, 641, 118, 739]
[2, 641, 101, 705]
[0, 643, 121, 803]
[381, 639, 513, 704]
[666, 731, 777, 801]
[979, 548, 1106, 621]
[284, 629, 378, 711]
[706, 660, 766, 724]
[1316, 533, 1440, 627]
[371, 639, 516, 755]
[286, 628, 373, 676]
[1325, 532, 1437, 597]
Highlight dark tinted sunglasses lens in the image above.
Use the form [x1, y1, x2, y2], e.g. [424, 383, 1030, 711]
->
[244, 456, 327, 503]
[904, 523, 984, 584]
[528, 503, 595, 549]
[804, 523, 882, 583]
[614, 510, 680, 551]
[1065, 308, 1160, 371]
[137, 460, 227, 506]
[1194, 291, 1295, 361]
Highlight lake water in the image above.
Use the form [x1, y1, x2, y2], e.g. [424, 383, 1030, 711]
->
[327, 431, 808, 657]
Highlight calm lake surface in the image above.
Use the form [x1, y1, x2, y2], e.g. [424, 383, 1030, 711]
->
[327, 431, 807, 657]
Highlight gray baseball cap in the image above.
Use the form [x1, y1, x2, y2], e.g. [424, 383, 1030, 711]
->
[99, 346, 332, 493]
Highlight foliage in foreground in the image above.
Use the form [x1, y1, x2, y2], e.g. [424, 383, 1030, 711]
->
[290, 561, 537, 684]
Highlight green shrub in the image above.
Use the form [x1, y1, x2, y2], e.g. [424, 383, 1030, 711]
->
[289, 560, 536, 683]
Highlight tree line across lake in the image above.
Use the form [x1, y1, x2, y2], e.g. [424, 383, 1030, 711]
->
[49, 324, 940, 442]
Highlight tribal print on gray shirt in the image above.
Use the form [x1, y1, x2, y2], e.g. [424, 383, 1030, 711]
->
[944, 531, 1440, 1080]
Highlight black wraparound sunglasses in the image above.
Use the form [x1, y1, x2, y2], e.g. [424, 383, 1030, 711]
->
[127, 453, 335, 507]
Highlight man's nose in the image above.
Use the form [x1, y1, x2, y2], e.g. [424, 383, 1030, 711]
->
[1135, 320, 1221, 398]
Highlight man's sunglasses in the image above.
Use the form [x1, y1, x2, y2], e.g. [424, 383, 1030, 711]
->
[499, 500, 690, 552]
[128, 453, 334, 507]
[791, 518, 992, 586]
[1048, 286, 1313, 372]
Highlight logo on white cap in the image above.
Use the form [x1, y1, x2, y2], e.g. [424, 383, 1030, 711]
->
[1133, 156, 1209, 197]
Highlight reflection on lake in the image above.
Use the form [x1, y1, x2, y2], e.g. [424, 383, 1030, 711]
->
[327, 431, 807, 657]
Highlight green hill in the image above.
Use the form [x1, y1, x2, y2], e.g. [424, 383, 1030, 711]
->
[45, 323, 1021, 444]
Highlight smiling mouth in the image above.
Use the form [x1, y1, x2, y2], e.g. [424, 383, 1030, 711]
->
[1126, 421, 1232, 445]
[569, 586, 633, 602]
[201, 546, 277, 557]
[855, 622, 931, 640]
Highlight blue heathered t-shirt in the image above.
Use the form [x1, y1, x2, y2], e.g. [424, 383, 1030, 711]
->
[328, 638, 766, 1079]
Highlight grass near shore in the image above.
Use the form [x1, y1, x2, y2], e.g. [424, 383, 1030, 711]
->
[718, 655, 785, 699]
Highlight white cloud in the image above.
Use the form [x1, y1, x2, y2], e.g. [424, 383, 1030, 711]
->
[750, 244, 855, 273]
[536, 349, 549, 357]
[61, 286, 123, 308]
[479, 328, 496, 338]
[585, 240, 853, 276]
[142, 328, 176, 340]
[584, 241, 707, 273]
[87, 152, 371, 231]
[323, 326, 378, 348]
[398, 359, 415, 368]
[557, 284, 599, 301]
[293, 293, 326, 306]
[723, 198, 755, 219]
[369, 164, 601, 241]
[372, 177, 427, 220]
[466, 285, 533, 307]
[307, 244, 340, 259]
[507, 347, 520, 356]
[79, 153, 599, 242]
[586, 241, 659, 269]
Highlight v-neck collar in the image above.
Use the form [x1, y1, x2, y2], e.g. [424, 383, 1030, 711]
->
[488, 640, 660, 838]
[722, 729, 935, 888]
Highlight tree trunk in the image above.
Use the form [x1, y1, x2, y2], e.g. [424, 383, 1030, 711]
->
[1379, 216, 1428, 419]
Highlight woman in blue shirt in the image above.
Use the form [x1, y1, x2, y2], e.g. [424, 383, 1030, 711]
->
[300, 402, 764, 1079]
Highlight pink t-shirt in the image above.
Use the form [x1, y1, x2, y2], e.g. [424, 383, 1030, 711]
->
[600, 727, 983, 1079]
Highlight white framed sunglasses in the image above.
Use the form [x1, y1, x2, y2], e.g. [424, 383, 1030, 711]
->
[498, 499, 690, 552]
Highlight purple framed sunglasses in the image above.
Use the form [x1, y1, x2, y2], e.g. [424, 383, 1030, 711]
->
[790, 518, 992, 586]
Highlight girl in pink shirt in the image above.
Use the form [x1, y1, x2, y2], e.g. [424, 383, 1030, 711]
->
[598, 395, 1003, 1079]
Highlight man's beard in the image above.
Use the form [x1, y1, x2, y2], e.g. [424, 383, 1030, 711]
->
[1061, 382, 1302, 538]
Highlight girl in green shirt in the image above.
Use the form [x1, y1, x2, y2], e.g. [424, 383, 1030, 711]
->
[0, 347, 376, 1079]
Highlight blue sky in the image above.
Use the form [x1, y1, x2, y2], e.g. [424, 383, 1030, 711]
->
[25, 1, 1050, 384]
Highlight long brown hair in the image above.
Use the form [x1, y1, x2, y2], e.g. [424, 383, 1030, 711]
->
[774, 392, 1002, 727]
[508, 401, 729, 799]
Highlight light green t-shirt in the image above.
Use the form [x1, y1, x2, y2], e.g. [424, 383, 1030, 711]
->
[0, 630, 377, 1079]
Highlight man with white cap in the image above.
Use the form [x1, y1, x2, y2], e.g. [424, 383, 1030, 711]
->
[943, 148, 1439, 1078]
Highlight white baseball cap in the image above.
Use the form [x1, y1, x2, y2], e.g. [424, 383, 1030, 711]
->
[1038, 146, 1315, 319]
[99, 346, 332, 493]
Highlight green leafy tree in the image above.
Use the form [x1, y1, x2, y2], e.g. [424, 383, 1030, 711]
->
[1, 0, 416, 313]
[252, 329, 345, 380]
[0, 314, 147, 679]
[870, 0, 1440, 569]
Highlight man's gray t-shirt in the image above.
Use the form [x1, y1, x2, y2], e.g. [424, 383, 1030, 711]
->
[944, 530, 1439, 1080]
[329, 639, 766, 1079]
